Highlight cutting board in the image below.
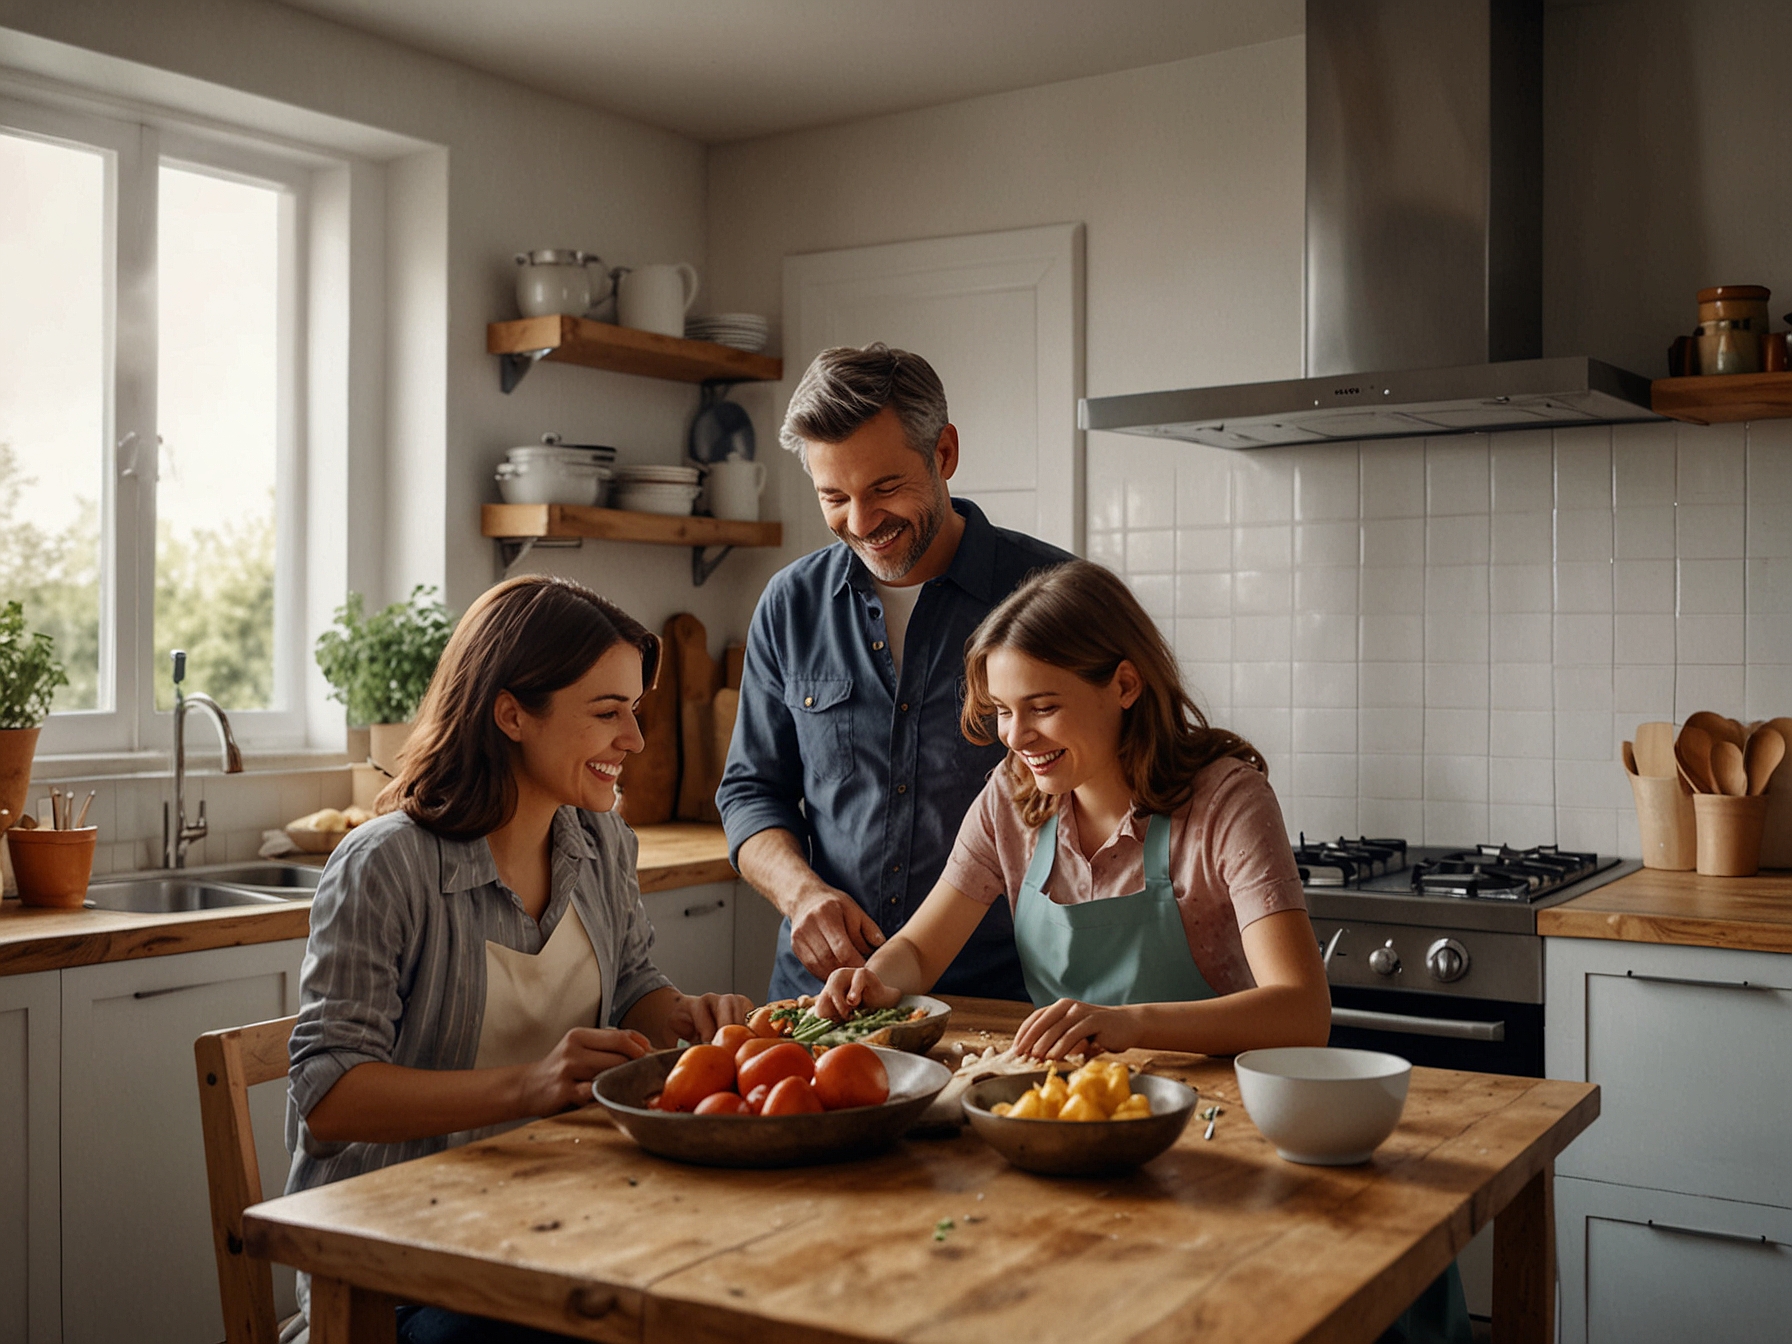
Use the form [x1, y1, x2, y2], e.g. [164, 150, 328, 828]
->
[723, 642, 746, 691]
[617, 617, 683, 826]
[670, 614, 721, 823]
[712, 688, 740, 786]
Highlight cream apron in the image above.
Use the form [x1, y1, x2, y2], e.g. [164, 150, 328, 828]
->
[473, 908, 604, 1071]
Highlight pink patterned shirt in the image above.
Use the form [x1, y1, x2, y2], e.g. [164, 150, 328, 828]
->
[941, 756, 1308, 996]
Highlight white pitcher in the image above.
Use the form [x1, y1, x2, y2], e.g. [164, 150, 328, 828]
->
[616, 263, 700, 337]
[705, 451, 767, 522]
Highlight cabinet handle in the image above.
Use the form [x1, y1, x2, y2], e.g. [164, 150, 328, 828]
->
[133, 983, 204, 1000]
[1646, 1219, 1781, 1249]
[1625, 970, 1764, 992]
[682, 899, 726, 918]
[1330, 1006, 1505, 1041]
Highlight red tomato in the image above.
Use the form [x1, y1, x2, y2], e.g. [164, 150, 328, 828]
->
[645, 1091, 666, 1111]
[743, 1084, 771, 1114]
[659, 1044, 737, 1112]
[734, 1036, 786, 1070]
[712, 1023, 754, 1053]
[746, 1005, 785, 1038]
[813, 1043, 889, 1111]
[760, 1076, 824, 1115]
[694, 1091, 749, 1116]
[737, 1042, 815, 1096]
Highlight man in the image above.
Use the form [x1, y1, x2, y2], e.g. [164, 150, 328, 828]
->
[718, 343, 1072, 1001]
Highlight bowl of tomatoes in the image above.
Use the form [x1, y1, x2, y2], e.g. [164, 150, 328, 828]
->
[591, 1036, 952, 1168]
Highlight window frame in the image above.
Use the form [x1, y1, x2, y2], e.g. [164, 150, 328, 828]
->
[1, 97, 314, 757]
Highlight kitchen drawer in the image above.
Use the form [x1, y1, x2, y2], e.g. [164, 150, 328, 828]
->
[1546, 938, 1792, 1205]
[639, 880, 734, 998]
[1557, 1176, 1792, 1344]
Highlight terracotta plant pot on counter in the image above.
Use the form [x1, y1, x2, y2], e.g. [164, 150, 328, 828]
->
[8, 825, 97, 908]
[0, 725, 40, 831]
[368, 721, 414, 777]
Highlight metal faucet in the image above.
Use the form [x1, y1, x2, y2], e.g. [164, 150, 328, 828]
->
[164, 649, 244, 868]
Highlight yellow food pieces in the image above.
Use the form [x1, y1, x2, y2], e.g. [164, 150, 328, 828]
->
[993, 1061, 1150, 1121]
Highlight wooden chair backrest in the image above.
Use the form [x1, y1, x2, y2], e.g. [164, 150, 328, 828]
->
[195, 1014, 298, 1344]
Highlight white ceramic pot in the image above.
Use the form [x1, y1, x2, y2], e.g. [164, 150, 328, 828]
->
[616, 263, 699, 337]
[514, 250, 610, 319]
[496, 459, 607, 506]
[704, 453, 767, 521]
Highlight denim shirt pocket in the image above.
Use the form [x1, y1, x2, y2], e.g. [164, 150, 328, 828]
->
[784, 676, 855, 782]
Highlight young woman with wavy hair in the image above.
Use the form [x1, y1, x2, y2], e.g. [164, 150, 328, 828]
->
[815, 559, 1329, 1061]
[284, 575, 751, 1343]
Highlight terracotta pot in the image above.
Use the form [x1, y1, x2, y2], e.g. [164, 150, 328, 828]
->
[7, 825, 97, 908]
[368, 721, 414, 777]
[0, 726, 40, 833]
[345, 724, 372, 766]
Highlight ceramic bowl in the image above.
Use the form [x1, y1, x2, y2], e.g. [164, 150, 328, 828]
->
[961, 1071, 1198, 1176]
[613, 483, 700, 516]
[495, 460, 607, 506]
[1234, 1046, 1411, 1165]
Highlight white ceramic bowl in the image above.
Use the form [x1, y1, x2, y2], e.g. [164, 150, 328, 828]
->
[1234, 1047, 1412, 1165]
[614, 483, 700, 516]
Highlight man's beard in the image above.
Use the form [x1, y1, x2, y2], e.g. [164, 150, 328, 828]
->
[836, 486, 948, 582]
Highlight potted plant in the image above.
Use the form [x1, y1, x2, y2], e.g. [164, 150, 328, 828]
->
[314, 586, 455, 775]
[0, 600, 69, 832]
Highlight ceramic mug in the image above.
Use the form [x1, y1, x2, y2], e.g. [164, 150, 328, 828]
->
[617, 263, 700, 337]
[705, 454, 767, 521]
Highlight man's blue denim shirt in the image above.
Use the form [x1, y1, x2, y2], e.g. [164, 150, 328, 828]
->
[718, 497, 1071, 1001]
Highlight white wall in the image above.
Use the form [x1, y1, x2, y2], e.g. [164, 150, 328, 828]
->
[706, 10, 1792, 857]
[0, 0, 756, 651]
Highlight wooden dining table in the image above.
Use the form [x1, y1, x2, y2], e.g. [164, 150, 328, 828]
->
[245, 997, 1597, 1344]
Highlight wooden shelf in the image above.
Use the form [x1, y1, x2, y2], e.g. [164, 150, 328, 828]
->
[482, 503, 781, 549]
[1651, 372, 1792, 425]
[488, 315, 781, 388]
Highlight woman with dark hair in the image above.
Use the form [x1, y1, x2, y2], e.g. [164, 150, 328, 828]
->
[284, 575, 751, 1342]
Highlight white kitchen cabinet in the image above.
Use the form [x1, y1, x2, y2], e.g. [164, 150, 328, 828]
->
[58, 939, 305, 1344]
[1556, 1176, 1792, 1344]
[732, 878, 782, 1000]
[1545, 936, 1792, 1342]
[639, 881, 734, 998]
[0, 970, 60, 1344]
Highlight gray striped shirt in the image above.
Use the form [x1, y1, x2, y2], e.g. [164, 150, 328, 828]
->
[283, 806, 672, 1197]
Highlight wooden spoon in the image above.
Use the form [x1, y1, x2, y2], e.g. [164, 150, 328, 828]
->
[1745, 727, 1786, 796]
[1635, 722, 1677, 778]
[1685, 710, 1744, 747]
[1712, 739, 1749, 797]
[1675, 725, 1718, 794]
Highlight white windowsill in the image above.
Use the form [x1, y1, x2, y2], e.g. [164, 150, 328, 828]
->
[29, 748, 353, 783]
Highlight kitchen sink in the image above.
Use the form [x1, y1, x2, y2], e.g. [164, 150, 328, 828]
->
[84, 879, 294, 913]
[187, 862, 324, 892]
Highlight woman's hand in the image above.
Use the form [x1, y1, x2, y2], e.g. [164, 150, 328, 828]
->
[665, 991, 755, 1045]
[1013, 998, 1143, 1061]
[517, 1027, 651, 1117]
[814, 966, 904, 1022]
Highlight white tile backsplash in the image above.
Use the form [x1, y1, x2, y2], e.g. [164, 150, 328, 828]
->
[1091, 419, 1792, 857]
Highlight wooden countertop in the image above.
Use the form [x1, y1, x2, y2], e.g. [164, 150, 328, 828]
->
[1538, 866, 1792, 954]
[248, 998, 1596, 1344]
[0, 822, 733, 977]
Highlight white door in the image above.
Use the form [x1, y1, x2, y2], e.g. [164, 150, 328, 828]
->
[781, 223, 1085, 557]
[60, 940, 305, 1344]
[0, 970, 59, 1344]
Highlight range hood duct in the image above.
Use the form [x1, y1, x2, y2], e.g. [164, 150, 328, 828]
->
[1079, 0, 1660, 448]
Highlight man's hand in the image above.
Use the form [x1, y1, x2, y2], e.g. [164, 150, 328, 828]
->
[786, 886, 886, 978]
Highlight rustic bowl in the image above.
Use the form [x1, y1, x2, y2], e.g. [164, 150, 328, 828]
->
[284, 825, 346, 854]
[592, 1045, 949, 1168]
[870, 994, 952, 1054]
[961, 1071, 1198, 1176]
[1234, 1047, 1411, 1165]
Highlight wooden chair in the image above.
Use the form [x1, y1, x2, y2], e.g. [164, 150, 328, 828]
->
[195, 1014, 299, 1344]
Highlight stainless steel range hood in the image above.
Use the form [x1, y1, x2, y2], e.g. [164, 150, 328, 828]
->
[1079, 0, 1661, 448]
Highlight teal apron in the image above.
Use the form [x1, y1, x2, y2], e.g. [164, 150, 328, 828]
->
[1013, 806, 1470, 1344]
[1012, 810, 1215, 1007]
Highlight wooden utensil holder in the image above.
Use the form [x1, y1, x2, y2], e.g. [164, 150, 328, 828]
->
[1627, 770, 1696, 871]
[1691, 793, 1768, 877]
[7, 825, 98, 908]
[1761, 780, 1792, 869]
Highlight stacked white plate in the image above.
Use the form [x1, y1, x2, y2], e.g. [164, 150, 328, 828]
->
[612, 463, 702, 516]
[684, 313, 769, 353]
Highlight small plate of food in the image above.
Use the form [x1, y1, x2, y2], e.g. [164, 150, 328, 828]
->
[758, 993, 951, 1055]
[592, 1039, 951, 1168]
[961, 1061, 1199, 1176]
[283, 805, 374, 853]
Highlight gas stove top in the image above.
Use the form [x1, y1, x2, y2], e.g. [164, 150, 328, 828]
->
[1292, 836, 1612, 903]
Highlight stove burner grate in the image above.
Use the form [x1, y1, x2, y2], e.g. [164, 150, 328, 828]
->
[1410, 844, 1600, 902]
[1292, 835, 1409, 887]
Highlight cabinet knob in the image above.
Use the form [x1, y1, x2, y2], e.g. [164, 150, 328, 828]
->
[1368, 940, 1401, 977]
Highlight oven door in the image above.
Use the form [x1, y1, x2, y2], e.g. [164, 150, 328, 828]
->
[1326, 985, 1544, 1077]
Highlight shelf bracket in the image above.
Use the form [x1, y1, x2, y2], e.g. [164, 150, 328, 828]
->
[494, 535, 581, 577]
[499, 347, 554, 394]
[691, 544, 735, 587]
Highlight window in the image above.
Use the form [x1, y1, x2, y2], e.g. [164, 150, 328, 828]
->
[0, 98, 308, 754]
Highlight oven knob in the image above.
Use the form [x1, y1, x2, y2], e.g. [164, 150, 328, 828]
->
[1368, 940, 1401, 977]
[1426, 938, 1470, 983]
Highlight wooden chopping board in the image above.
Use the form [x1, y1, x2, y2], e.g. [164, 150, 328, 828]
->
[712, 688, 740, 788]
[617, 616, 683, 826]
[670, 614, 721, 823]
